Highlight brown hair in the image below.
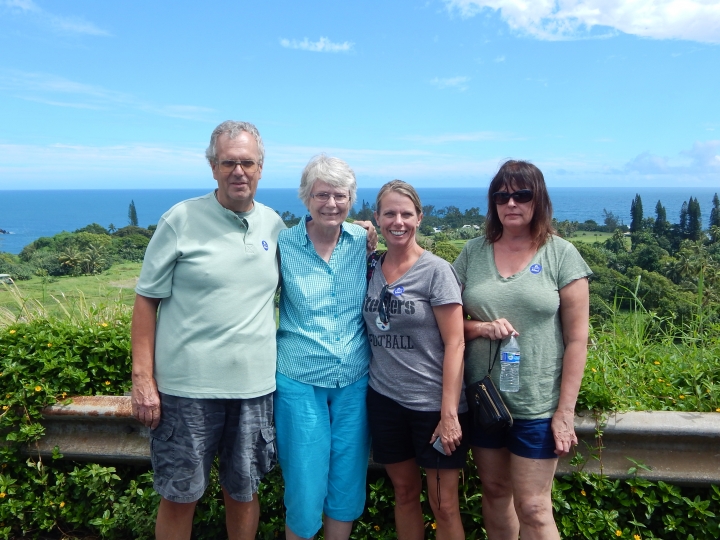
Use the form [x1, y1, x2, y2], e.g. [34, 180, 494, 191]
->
[485, 160, 555, 246]
[375, 180, 423, 216]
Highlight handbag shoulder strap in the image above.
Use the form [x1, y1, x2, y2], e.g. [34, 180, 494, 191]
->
[366, 251, 383, 283]
[487, 340, 500, 375]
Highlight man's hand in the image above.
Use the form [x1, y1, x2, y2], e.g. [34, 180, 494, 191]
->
[354, 220, 378, 252]
[132, 375, 161, 428]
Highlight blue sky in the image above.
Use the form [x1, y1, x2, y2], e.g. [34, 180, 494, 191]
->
[0, 0, 718, 190]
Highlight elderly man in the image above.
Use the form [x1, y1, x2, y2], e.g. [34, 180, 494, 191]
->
[131, 120, 285, 540]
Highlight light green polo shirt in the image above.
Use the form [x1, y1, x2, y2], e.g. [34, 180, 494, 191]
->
[453, 236, 592, 419]
[136, 192, 286, 399]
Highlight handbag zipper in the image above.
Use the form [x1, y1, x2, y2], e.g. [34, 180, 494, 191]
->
[480, 383, 501, 417]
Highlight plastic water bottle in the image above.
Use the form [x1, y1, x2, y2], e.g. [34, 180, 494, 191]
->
[499, 334, 521, 392]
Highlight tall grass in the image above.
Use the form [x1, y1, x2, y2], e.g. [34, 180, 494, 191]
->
[580, 277, 720, 412]
[0, 281, 132, 328]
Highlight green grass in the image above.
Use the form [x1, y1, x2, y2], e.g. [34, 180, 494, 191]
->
[0, 262, 141, 317]
[568, 231, 614, 244]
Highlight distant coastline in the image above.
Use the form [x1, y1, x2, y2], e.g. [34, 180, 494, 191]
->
[1, 187, 717, 255]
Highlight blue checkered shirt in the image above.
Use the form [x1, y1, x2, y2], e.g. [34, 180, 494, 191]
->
[276, 216, 371, 388]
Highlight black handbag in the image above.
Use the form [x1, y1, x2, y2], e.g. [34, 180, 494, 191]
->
[465, 341, 513, 434]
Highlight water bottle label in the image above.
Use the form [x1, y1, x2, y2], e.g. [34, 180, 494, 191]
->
[501, 351, 520, 364]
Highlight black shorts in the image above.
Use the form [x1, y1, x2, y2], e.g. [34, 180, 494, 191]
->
[367, 386, 469, 469]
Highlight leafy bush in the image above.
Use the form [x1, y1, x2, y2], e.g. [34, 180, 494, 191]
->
[1, 293, 719, 538]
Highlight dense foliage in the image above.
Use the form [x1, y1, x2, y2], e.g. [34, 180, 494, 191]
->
[1, 293, 719, 538]
[0, 224, 154, 281]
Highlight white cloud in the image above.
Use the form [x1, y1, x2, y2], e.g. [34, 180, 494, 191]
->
[625, 140, 720, 175]
[494, 55, 506, 62]
[444, 0, 720, 43]
[0, 70, 215, 121]
[279, 37, 353, 53]
[430, 76, 470, 91]
[1, 0, 110, 36]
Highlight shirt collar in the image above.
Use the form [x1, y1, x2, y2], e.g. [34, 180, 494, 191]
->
[300, 214, 349, 246]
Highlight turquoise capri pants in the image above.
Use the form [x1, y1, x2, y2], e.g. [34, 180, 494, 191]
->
[274, 372, 370, 539]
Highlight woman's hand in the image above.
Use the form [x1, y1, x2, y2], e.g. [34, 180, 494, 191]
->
[431, 414, 462, 455]
[551, 408, 577, 456]
[464, 317, 518, 341]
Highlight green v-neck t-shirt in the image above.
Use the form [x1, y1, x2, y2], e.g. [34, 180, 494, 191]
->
[453, 236, 592, 419]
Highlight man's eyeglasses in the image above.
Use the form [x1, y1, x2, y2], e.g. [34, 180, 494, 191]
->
[311, 192, 349, 205]
[217, 159, 259, 174]
[492, 189, 533, 205]
[377, 284, 393, 325]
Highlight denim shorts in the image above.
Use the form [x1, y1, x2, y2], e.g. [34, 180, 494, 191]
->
[367, 387, 470, 470]
[469, 417, 557, 459]
[150, 392, 276, 503]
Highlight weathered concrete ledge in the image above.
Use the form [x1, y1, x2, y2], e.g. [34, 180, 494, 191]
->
[26, 397, 720, 486]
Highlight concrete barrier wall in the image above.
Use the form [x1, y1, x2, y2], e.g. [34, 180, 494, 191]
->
[27, 396, 720, 486]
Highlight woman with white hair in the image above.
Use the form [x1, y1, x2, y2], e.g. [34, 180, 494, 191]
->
[275, 154, 372, 540]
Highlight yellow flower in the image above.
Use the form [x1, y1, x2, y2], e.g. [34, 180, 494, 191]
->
[101, 323, 108, 327]
[1, 406, 8, 411]
[658, 378, 663, 382]
[373, 525, 380, 531]
[666, 384, 671, 387]
[616, 531, 622, 537]
[581, 490, 586, 496]
[591, 368, 597, 373]
[47, 343, 52, 347]
[0, 493, 5, 498]
[715, 408, 720, 412]
[679, 395, 685, 399]
[9, 330, 15, 334]
[59, 501, 65, 508]
[431, 522, 438, 530]
[105, 381, 111, 386]
[35, 385, 42, 392]
[634, 535, 641, 540]
[61, 392, 67, 398]
[653, 361, 660, 365]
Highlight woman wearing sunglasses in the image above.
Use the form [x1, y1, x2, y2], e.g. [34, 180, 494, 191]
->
[453, 160, 591, 539]
[275, 154, 376, 540]
[364, 180, 468, 540]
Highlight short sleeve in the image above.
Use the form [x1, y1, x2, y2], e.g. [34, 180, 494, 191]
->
[429, 257, 463, 307]
[135, 217, 180, 298]
[556, 240, 593, 290]
[452, 243, 469, 286]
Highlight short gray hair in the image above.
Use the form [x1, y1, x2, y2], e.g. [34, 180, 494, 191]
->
[298, 154, 357, 208]
[205, 120, 265, 165]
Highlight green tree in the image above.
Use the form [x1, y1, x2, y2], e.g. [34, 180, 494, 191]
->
[687, 196, 702, 241]
[653, 200, 668, 237]
[602, 209, 620, 232]
[630, 193, 643, 232]
[679, 200, 689, 237]
[709, 193, 720, 228]
[128, 200, 139, 227]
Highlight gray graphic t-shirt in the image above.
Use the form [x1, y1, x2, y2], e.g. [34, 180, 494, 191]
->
[364, 251, 467, 413]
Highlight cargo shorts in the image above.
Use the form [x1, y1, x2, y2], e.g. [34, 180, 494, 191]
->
[150, 392, 276, 503]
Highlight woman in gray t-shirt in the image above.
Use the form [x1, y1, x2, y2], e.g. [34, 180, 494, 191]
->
[363, 180, 468, 540]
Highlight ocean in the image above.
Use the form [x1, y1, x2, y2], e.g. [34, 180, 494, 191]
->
[0, 187, 718, 255]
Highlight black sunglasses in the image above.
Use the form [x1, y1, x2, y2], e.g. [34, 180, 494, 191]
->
[377, 284, 393, 325]
[492, 189, 533, 205]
